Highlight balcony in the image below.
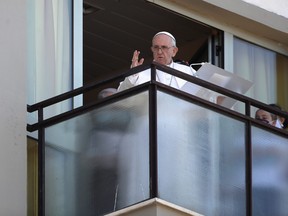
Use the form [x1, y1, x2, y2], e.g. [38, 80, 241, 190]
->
[27, 62, 288, 216]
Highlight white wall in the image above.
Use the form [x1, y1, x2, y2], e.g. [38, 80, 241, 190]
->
[243, 0, 288, 18]
[151, 0, 288, 55]
[0, 0, 27, 215]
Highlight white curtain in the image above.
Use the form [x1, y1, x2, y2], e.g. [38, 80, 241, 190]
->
[233, 38, 276, 104]
[27, 0, 72, 119]
[27, 2, 77, 213]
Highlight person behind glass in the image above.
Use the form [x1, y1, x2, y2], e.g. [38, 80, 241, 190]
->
[269, 103, 287, 129]
[255, 109, 275, 125]
[117, 31, 196, 91]
[255, 105, 285, 129]
[97, 88, 117, 99]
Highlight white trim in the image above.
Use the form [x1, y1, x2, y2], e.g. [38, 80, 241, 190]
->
[224, 32, 234, 72]
[73, 0, 83, 108]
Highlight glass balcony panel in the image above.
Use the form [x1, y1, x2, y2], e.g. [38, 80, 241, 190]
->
[42, 87, 288, 216]
[252, 127, 288, 216]
[157, 91, 246, 216]
[45, 91, 150, 216]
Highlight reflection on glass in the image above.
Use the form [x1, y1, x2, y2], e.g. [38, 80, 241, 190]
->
[45, 92, 150, 216]
[43, 88, 288, 216]
[157, 91, 246, 216]
[252, 127, 288, 216]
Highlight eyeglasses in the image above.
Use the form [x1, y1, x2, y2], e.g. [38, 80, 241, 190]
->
[151, 45, 174, 52]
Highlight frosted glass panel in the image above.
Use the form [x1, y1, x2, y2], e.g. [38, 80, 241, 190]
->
[157, 91, 246, 216]
[252, 127, 288, 216]
[43, 88, 288, 216]
[45, 92, 150, 216]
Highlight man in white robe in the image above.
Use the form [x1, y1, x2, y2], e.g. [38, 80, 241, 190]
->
[117, 31, 196, 91]
[115, 32, 202, 210]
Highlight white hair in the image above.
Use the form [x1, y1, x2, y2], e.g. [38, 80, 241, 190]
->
[98, 88, 117, 99]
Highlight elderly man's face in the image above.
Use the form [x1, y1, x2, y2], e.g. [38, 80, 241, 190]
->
[255, 109, 274, 124]
[151, 34, 178, 65]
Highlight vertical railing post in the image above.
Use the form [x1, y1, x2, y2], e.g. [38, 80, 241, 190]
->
[245, 102, 252, 216]
[38, 107, 45, 216]
[149, 64, 158, 198]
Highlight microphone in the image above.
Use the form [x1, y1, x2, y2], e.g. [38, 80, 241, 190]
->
[189, 62, 206, 66]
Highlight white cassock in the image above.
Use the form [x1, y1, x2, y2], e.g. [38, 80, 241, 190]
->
[116, 62, 200, 209]
[117, 62, 195, 91]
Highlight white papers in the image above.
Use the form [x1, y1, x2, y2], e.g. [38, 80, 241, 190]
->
[181, 63, 253, 108]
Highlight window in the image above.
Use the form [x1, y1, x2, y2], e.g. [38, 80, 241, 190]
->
[83, 0, 222, 104]
[233, 37, 288, 111]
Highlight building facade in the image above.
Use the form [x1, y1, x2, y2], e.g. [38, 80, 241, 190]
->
[1, 0, 287, 215]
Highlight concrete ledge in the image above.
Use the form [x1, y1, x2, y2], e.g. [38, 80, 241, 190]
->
[149, 0, 288, 55]
[106, 198, 203, 216]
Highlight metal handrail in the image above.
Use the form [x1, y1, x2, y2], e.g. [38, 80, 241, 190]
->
[27, 61, 288, 134]
[27, 61, 288, 216]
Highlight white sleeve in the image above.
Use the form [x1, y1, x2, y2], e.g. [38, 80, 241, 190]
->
[117, 74, 139, 92]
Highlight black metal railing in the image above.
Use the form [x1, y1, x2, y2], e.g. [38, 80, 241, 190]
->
[27, 61, 288, 216]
